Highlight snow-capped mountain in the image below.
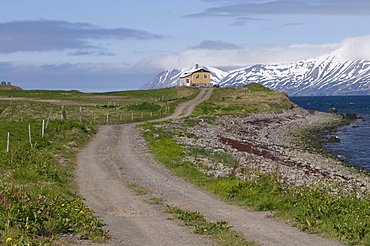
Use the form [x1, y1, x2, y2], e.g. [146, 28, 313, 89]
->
[140, 53, 370, 96]
[140, 65, 228, 90]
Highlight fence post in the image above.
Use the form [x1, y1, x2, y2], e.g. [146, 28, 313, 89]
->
[28, 124, 33, 148]
[79, 106, 83, 122]
[62, 106, 67, 120]
[106, 113, 109, 123]
[131, 113, 134, 121]
[42, 120, 45, 138]
[45, 108, 53, 129]
[6, 132, 10, 152]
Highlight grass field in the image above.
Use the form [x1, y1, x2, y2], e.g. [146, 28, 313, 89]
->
[193, 83, 294, 116]
[4, 84, 369, 245]
[0, 86, 199, 245]
[0, 87, 199, 123]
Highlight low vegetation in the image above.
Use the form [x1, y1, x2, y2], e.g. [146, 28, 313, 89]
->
[0, 87, 199, 244]
[193, 83, 294, 116]
[0, 87, 199, 123]
[165, 205, 256, 246]
[0, 120, 108, 245]
[140, 113, 370, 246]
[0, 84, 22, 91]
[2, 84, 368, 245]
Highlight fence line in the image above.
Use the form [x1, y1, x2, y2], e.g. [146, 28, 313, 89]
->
[2, 107, 174, 151]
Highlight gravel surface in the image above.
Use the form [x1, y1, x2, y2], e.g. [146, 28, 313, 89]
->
[171, 108, 370, 191]
[75, 89, 347, 246]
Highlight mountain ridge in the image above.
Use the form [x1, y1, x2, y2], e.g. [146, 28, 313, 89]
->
[140, 52, 370, 96]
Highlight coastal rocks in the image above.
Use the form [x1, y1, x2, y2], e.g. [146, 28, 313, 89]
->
[328, 108, 337, 113]
[160, 108, 370, 191]
[328, 136, 341, 143]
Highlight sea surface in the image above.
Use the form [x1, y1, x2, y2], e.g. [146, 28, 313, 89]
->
[289, 96, 370, 170]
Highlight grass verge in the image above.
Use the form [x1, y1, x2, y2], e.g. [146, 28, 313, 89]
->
[0, 120, 108, 245]
[165, 205, 256, 246]
[140, 120, 370, 246]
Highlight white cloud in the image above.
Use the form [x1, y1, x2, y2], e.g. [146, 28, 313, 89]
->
[190, 40, 242, 50]
[135, 41, 339, 70]
[3, 35, 370, 91]
[188, 0, 370, 19]
[336, 35, 370, 60]
[135, 35, 370, 71]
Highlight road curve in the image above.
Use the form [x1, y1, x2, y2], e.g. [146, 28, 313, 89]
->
[76, 88, 345, 246]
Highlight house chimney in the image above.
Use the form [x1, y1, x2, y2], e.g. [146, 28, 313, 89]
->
[195, 64, 199, 69]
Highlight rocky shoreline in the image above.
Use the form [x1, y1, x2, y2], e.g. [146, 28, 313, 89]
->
[157, 107, 370, 192]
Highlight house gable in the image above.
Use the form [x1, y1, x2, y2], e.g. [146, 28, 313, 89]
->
[180, 66, 211, 87]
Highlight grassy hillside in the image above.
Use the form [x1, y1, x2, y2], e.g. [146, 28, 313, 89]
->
[193, 83, 295, 116]
[0, 84, 22, 90]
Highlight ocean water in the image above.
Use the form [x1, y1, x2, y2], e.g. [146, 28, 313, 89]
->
[289, 96, 370, 170]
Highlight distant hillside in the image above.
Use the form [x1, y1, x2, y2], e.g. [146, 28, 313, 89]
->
[0, 84, 22, 90]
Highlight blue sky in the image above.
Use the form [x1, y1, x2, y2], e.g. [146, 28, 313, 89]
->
[1, 0, 370, 91]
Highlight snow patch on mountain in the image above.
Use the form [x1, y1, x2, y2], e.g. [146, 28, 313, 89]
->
[140, 52, 370, 96]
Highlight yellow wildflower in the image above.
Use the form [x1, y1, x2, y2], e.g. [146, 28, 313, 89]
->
[203, 229, 207, 231]
[6, 237, 12, 241]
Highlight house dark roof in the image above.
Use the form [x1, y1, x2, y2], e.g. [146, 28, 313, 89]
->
[180, 66, 210, 78]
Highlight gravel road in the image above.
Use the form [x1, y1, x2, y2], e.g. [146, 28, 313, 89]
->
[76, 88, 345, 246]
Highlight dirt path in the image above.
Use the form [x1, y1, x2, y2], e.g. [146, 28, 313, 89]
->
[76, 88, 344, 246]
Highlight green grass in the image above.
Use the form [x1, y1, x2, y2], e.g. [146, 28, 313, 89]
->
[0, 86, 202, 245]
[189, 146, 239, 168]
[192, 83, 294, 116]
[0, 87, 201, 124]
[3, 84, 365, 245]
[126, 182, 152, 196]
[165, 205, 256, 246]
[0, 120, 108, 245]
[140, 117, 370, 246]
[0, 86, 197, 102]
[144, 197, 164, 205]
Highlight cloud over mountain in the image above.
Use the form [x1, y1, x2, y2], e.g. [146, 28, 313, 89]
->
[190, 40, 242, 50]
[134, 35, 370, 72]
[338, 35, 370, 60]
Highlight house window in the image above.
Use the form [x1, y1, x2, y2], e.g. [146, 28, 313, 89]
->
[204, 74, 208, 79]
[186, 79, 190, 83]
[196, 74, 200, 79]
